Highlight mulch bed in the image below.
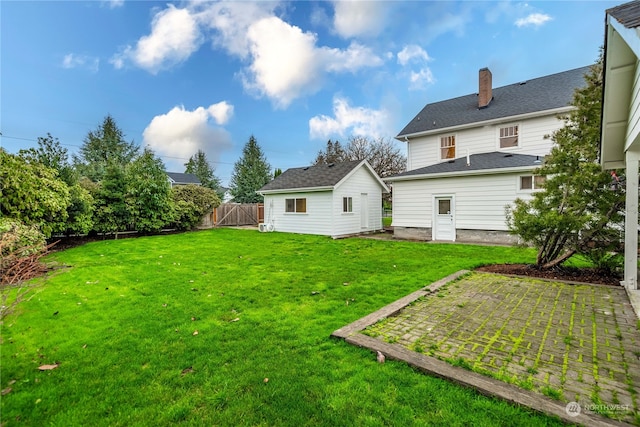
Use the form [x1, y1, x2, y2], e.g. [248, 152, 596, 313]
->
[475, 264, 622, 286]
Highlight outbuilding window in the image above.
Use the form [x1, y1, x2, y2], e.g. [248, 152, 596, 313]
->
[343, 197, 353, 213]
[285, 198, 307, 213]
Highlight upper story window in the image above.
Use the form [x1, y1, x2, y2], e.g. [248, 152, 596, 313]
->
[520, 175, 546, 191]
[440, 135, 456, 160]
[285, 198, 307, 213]
[342, 197, 353, 213]
[499, 125, 519, 148]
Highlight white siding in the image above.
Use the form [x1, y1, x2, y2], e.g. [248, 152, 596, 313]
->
[626, 59, 640, 151]
[392, 173, 536, 231]
[263, 192, 333, 236]
[333, 167, 384, 236]
[406, 114, 563, 170]
[392, 180, 432, 228]
[262, 164, 385, 237]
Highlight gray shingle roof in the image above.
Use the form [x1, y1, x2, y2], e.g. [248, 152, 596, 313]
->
[608, 0, 640, 28]
[259, 160, 363, 192]
[387, 152, 541, 180]
[397, 66, 590, 137]
[167, 172, 201, 185]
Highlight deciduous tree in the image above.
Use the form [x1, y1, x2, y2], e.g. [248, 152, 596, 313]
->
[313, 136, 406, 178]
[127, 148, 173, 234]
[0, 150, 70, 237]
[171, 185, 221, 230]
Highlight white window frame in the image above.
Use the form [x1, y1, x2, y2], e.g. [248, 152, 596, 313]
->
[498, 124, 520, 149]
[342, 196, 353, 213]
[285, 198, 307, 213]
[439, 134, 456, 160]
[518, 175, 546, 192]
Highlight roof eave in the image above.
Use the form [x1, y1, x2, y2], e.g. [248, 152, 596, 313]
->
[385, 165, 538, 182]
[258, 186, 334, 195]
[395, 106, 574, 141]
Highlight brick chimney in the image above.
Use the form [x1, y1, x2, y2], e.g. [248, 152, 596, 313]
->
[478, 67, 492, 109]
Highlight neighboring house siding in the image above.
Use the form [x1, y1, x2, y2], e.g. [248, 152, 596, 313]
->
[392, 173, 536, 232]
[264, 192, 333, 235]
[406, 114, 564, 171]
[332, 167, 383, 236]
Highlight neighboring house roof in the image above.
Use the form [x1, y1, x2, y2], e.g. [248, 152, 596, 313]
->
[386, 152, 541, 181]
[258, 160, 389, 193]
[397, 66, 590, 138]
[167, 172, 201, 185]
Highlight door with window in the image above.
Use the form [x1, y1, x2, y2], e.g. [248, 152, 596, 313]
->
[434, 196, 455, 241]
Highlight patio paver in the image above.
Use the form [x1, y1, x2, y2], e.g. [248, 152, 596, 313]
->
[333, 271, 640, 426]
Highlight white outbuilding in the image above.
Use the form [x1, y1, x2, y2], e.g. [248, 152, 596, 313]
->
[258, 160, 389, 238]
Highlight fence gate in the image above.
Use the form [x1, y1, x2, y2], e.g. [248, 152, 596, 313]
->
[214, 203, 264, 227]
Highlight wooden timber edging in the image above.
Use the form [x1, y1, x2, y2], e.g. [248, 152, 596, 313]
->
[331, 270, 628, 427]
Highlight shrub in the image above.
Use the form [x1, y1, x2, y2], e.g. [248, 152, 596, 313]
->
[170, 185, 221, 231]
[0, 218, 48, 319]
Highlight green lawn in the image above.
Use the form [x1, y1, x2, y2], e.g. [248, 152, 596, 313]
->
[1, 229, 565, 426]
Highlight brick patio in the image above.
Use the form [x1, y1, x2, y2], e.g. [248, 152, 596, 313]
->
[335, 272, 640, 425]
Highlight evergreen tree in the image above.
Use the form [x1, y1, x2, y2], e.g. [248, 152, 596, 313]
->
[229, 136, 271, 203]
[127, 148, 173, 233]
[184, 149, 223, 198]
[506, 57, 626, 271]
[93, 163, 130, 238]
[74, 115, 139, 182]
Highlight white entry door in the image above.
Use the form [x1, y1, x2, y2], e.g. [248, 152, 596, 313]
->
[434, 196, 455, 241]
[360, 193, 369, 229]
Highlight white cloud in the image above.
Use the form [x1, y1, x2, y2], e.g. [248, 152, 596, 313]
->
[112, 4, 202, 73]
[112, 2, 384, 107]
[243, 16, 323, 108]
[397, 45, 431, 66]
[332, 1, 387, 38]
[242, 17, 383, 108]
[196, 2, 276, 59]
[515, 13, 552, 28]
[62, 53, 99, 72]
[104, 0, 124, 9]
[409, 68, 435, 90]
[324, 42, 383, 72]
[207, 101, 234, 125]
[143, 103, 233, 166]
[309, 96, 390, 140]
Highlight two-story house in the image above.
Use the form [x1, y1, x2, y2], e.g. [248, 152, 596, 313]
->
[387, 66, 590, 243]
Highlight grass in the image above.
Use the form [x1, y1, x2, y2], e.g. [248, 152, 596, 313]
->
[0, 228, 565, 426]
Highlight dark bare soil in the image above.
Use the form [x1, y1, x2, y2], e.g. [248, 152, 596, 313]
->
[475, 264, 622, 286]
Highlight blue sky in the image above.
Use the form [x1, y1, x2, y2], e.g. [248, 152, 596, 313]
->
[1, 0, 616, 185]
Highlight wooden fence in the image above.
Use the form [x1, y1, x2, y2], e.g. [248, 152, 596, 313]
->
[212, 203, 264, 227]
